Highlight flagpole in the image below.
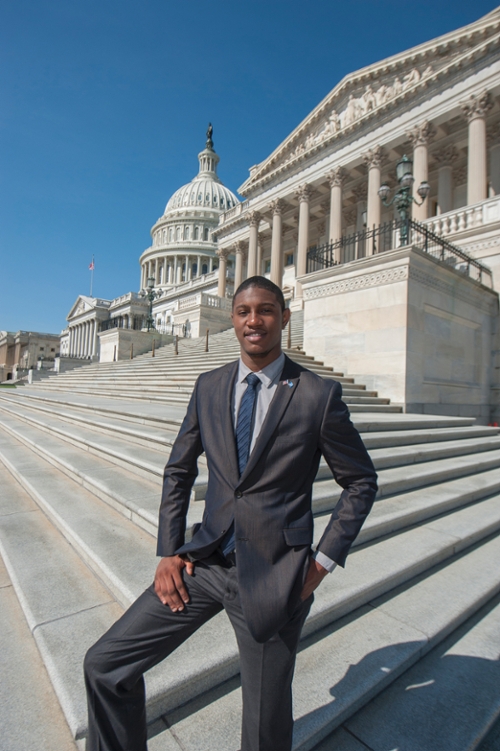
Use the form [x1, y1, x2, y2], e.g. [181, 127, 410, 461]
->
[89, 255, 94, 297]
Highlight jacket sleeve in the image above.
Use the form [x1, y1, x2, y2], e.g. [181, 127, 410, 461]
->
[156, 377, 205, 556]
[317, 380, 378, 567]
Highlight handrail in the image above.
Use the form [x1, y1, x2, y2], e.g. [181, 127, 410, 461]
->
[306, 218, 493, 287]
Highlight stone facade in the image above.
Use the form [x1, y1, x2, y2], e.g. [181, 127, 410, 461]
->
[0, 330, 60, 381]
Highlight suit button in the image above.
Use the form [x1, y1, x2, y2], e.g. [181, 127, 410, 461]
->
[221, 529, 226, 534]
[235, 491, 242, 499]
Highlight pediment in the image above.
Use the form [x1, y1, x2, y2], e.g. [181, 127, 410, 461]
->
[67, 295, 97, 321]
[240, 8, 500, 193]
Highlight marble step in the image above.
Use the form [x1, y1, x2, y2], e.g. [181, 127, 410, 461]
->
[3, 426, 500, 742]
[143, 533, 500, 751]
[324, 591, 500, 751]
[2, 405, 497, 534]
[3, 394, 497, 474]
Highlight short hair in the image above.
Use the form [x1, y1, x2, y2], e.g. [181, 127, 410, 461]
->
[232, 276, 286, 311]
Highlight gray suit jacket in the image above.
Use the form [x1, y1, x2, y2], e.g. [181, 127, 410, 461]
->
[157, 355, 377, 642]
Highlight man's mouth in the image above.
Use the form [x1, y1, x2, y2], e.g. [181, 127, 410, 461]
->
[244, 331, 266, 343]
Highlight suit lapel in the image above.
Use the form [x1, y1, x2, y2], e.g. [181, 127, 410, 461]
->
[238, 356, 301, 483]
[219, 361, 240, 482]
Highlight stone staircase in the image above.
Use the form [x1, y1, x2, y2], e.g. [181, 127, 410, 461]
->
[1, 322, 500, 750]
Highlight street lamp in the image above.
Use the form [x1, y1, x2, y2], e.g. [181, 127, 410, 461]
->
[141, 276, 160, 332]
[378, 154, 431, 246]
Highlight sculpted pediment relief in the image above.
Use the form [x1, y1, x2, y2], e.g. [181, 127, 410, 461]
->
[241, 9, 500, 191]
[67, 295, 94, 321]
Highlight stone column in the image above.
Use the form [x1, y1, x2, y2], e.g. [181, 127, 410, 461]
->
[82, 323, 88, 358]
[163, 257, 167, 284]
[90, 321, 95, 357]
[257, 233, 264, 275]
[270, 199, 285, 287]
[217, 248, 230, 297]
[433, 145, 458, 215]
[295, 184, 312, 295]
[154, 258, 159, 284]
[185, 256, 191, 282]
[246, 211, 261, 278]
[327, 167, 346, 262]
[407, 121, 435, 221]
[363, 147, 385, 236]
[176, 258, 182, 284]
[462, 91, 493, 205]
[76, 325, 81, 357]
[234, 242, 247, 290]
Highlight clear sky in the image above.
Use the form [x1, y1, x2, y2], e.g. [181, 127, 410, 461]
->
[1, 0, 498, 334]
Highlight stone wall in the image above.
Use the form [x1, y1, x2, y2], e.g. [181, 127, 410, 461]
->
[98, 329, 173, 363]
[301, 246, 499, 423]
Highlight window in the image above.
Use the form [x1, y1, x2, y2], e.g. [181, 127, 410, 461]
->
[176, 227, 181, 241]
[39, 346, 44, 351]
[264, 260, 271, 273]
[184, 226, 190, 240]
[169, 228, 173, 242]
[285, 253, 294, 267]
[194, 226, 199, 240]
[202, 263, 208, 274]
[50, 348, 55, 352]
[204, 227, 209, 241]
[192, 263, 197, 276]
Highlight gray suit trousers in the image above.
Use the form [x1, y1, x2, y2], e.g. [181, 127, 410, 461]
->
[84, 555, 313, 751]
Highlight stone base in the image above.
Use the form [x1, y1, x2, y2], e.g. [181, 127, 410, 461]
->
[171, 293, 232, 339]
[98, 329, 173, 363]
[301, 245, 500, 423]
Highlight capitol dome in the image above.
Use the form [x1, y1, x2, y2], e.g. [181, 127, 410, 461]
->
[139, 126, 240, 292]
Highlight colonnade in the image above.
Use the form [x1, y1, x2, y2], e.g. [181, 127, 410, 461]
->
[217, 89, 497, 293]
[141, 254, 217, 290]
[68, 319, 98, 358]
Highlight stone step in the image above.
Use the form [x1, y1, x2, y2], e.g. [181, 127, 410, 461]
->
[146, 532, 500, 751]
[0, 554, 81, 751]
[325, 591, 500, 751]
[2, 426, 500, 742]
[3, 394, 496, 476]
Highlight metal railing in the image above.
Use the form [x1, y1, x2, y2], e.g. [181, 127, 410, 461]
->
[306, 218, 493, 287]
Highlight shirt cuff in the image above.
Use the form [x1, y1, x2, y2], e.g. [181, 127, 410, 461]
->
[313, 550, 337, 573]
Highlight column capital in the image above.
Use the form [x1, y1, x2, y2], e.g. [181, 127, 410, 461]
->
[432, 144, 459, 167]
[246, 210, 261, 227]
[269, 198, 285, 215]
[363, 145, 386, 169]
[317, 221, 326, 237]
[406, 120, 436, 147]
[234, 240, 248, 260]
[461, 90, 493, 122]
[216, 247, 230, 260]
[326, 166, 347, 188]
[295, 183, 313, 203]
[257, 231, 266, 245]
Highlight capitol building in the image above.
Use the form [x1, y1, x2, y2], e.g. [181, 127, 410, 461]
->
[62, 7, 500, 422]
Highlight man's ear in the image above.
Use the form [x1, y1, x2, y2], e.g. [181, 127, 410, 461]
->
[282, 308, 291, 329]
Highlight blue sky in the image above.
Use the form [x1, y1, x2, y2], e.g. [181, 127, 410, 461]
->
[1, 0, 498, 333]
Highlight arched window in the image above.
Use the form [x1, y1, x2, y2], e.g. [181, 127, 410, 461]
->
[202, 263, 208, 274]
[192, 263, 197, 276]
[184, 226, 190, 240]
[176, 227, 181, 241]
[204, 227, 209, 241]
[194, 226, 199, 240]
[169, 228, 173, 242]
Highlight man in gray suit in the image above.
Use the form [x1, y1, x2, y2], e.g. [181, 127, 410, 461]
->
[84, 276, 378, 751]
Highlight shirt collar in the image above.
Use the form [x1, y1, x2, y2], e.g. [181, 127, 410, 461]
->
[237, 352, 285, 389]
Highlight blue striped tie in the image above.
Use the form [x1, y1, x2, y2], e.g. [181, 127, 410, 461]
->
[221, 373, 261, 556]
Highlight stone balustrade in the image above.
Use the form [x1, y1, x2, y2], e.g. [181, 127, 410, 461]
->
[424, 195, 500, 237]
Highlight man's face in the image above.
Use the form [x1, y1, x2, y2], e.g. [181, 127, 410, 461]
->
[231, 286, 291, 371]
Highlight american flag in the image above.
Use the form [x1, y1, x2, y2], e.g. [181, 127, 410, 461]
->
[89, 259, 95, 270]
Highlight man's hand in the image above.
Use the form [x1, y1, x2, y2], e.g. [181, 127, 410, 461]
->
[154, 555, 195, 612]
[300, 556, 329, 601]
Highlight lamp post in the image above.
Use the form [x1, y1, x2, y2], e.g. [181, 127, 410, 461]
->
[141, 276, 160, 332]
[378, 155, 431, 246]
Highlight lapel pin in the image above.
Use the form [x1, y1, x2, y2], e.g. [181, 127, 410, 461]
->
[282, 379, 294, 388]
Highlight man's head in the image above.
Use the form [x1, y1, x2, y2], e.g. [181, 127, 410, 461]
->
[231, 276, 291, 371]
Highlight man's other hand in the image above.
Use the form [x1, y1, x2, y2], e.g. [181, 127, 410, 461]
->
[300, 557, 328, 601]
[154, 555, 195, 612]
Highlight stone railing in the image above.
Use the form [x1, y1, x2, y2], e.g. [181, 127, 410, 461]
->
[178, 293, 233, 311]
[424, 196, 500, 238]
[218, 200, 249, 225]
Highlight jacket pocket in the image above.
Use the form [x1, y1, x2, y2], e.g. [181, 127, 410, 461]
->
[283, 527, 313, 547]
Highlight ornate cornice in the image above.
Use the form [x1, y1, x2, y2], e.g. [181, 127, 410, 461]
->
[454, 165, 467, 185]
[216, 247, 230, 259]
[326, 167, 347, 188]
[295, 183, 313, 203]
[461, 90, 493, 122]
[304, 266, 408, 299]
[363, 146, 386, 170]
[407, 120, 436, 147]
[433, 144, 459, 166]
